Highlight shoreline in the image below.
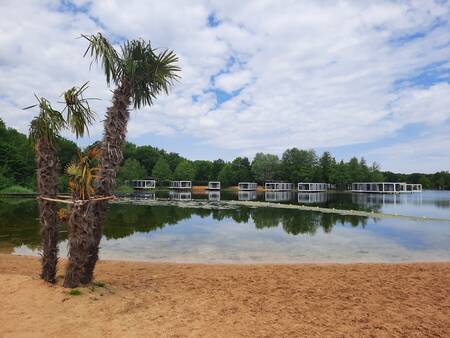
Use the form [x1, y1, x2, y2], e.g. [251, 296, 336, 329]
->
[1, 255, 449, 337]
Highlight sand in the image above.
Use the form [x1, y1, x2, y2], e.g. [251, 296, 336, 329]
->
[1, 255, 449, 337]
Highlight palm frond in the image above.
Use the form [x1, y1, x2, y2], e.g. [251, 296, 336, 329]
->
[120, 38, 180, 108]
[28, 96, 65, 144]
[65, 148, 100, 200]
[62, 82, 96, 138]
[82, 33, 120, 85]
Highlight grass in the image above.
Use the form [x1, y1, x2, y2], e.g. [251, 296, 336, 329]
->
[68, 289, 82, 296]
[0, 185, 34, 194]
[92, 281, 105, 288]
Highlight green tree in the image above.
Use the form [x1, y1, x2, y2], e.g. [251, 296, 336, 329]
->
[193, 160, 212, 181]
[317, 151, 335, 182]
[135, 145, 160, 174]
[231, 157, 252, 182]
[251, 153, 280, 183]
[218, 163, 235, 187]
[281, 148, 317, 182]
[152, 157, 172, 180]
[117, 158, 147, 185]
[210, 159, 225, 180]
[173, 160, 196, 181]
[419, 175, 432, 189]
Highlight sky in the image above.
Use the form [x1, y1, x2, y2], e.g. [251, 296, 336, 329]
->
[0, 0, 449, 173]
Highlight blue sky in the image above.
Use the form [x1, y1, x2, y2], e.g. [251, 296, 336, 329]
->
[0, 1, 450, 173]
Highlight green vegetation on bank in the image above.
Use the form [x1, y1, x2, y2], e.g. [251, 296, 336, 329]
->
[1, 118, 449, 191]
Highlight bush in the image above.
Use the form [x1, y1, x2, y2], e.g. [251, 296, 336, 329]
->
[0, 185, 35, 194]
[115, 185, 134, 193]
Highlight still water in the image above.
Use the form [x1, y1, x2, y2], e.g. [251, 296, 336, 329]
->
[1, 190, 449, 263]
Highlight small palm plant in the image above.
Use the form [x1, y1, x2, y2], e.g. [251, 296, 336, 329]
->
[64, 33, 180, 287]
[27, 84, 95, 283]
[66, 147, 100, 200]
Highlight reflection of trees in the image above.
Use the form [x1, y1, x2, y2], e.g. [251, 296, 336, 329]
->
[0, 198, 68, 252]
[103, 204, 196, 239]
[250, 208, 367, 235]
[1, 200, 370, 251]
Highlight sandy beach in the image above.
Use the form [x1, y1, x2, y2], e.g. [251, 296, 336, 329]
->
[1, 255, 449, 337]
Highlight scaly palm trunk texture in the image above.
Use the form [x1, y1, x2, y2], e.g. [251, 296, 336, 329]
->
[64, 79, 131, 287]
[35, 138, 59, 283]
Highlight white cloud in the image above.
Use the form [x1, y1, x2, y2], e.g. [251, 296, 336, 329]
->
[0, 0, 449, 172]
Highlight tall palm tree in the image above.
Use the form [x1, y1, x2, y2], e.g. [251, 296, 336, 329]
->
[28, 98, 65, 283]
[63, 33, 180, 287]
[28, 84, 94, 283]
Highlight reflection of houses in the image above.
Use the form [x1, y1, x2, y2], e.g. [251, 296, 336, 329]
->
[169, 181, 192, 190]
[208, 181, 221, 190]
[238, 182, 257, 191]
[351, 182, 422, 194]
[169, 191, 192, 201]
[352, 192, 423, 206]
[297, 192, 327, 204]
[298, 183, 328, 192]
[132, 192, 156, 200]
[130, 179, 156, 189]
[238, 191, 257, 201]
[265, 191, 293, 202]
[264, 182, 294, 191]
[208, 191, 221, 201]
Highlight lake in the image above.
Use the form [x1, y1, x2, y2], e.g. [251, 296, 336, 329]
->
[1, 190, 449, 263]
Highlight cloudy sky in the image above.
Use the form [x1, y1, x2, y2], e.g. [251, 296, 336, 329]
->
[1, 0, 449, 173]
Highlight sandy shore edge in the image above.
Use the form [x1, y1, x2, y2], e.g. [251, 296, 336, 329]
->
[1, 254, 450, 337]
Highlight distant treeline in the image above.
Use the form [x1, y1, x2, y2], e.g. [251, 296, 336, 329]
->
[0, 118, 449, 191]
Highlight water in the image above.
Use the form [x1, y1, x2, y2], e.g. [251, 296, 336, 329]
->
[132, 189, 450, 219]
[1, 190, 449, 263]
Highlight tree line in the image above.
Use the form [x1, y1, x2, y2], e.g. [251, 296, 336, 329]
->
[1, 118, 449, 191]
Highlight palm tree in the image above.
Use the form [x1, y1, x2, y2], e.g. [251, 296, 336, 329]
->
[63, 33, 180, 287]
[28, 98, 65, 283]
[28, 84, 94, 283]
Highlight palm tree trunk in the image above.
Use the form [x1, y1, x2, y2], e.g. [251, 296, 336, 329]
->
[64, 79, 131, 287]
[35, 139, 59, 283]
[63, 201, 96, 288]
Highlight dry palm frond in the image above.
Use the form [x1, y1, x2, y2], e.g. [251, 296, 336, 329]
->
[66, 148, 101, 200]
[57, 208, 70, 222]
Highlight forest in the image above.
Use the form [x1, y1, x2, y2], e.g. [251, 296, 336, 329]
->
[1, 117, 449, 191]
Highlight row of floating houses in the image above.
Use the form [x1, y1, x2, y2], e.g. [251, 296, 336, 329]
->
[130, 180, 422, 194]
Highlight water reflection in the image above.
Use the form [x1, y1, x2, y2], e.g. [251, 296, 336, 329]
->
[208, 191, 220, 201]
[169, 191, 192, 201]
[265, 191, 293, 202]
[238, 191, 257, 201]
[298, 192, 328, 204]
[0, 198, 368, 254]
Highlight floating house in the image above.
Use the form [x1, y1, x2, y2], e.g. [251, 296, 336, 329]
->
[130, 179, 156, 189]
[352, 182, 402, 193]
[264, 182, 294, 191]
[208, 181, 221, 190]
[351, 182, 422, 194]
[169, 181, 192, 190]
[406, 184, 422, 192]
[238, 182, 257, 191]
[265, 191, 293, 202]
[298, 183, 328, 192]
[169, 191, 192, 201]
[297, 192, 328, 204]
